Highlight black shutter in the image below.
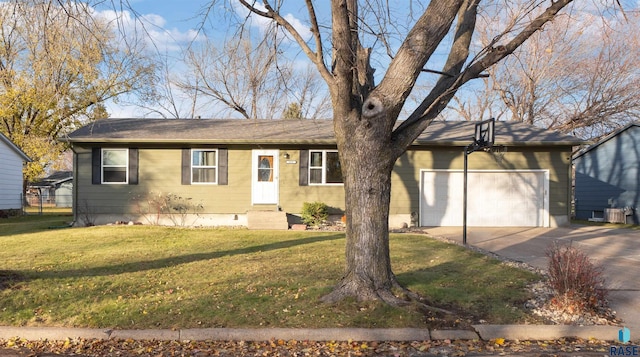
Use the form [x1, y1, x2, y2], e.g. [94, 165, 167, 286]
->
[299, 149, 308, 186]
[92, 148, 101, 184]
[129, 148, 139, 185]
[181, 149, 191, 185]
[218, 148, 228, 185]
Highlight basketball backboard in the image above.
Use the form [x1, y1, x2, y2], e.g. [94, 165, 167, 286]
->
[474, 118, 495, 148]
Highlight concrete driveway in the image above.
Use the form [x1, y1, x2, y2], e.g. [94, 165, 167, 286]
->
[422, 225, 640, 329]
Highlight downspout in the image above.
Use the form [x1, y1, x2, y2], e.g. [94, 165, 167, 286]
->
[69, 145, 78, 227]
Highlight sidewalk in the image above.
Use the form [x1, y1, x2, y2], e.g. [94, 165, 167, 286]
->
[0, 324, 627, 342]
[424, 225, 640, 332]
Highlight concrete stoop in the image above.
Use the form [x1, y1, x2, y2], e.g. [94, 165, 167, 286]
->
[246, 210, 289, 230]
[0, 325, 625, 342]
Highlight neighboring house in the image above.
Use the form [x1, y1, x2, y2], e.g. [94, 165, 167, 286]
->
[27, 171, 73, 208]
[0, 132, 30, 211]
[62, 118, 582, 228]
[573, 122, 639, 225]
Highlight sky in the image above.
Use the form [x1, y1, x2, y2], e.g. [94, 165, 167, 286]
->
[98, 0, 322, 118]
[97, 0, 640, 119]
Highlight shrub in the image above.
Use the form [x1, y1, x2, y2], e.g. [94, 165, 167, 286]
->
[545, 241, 608, 314]
[301, 201, 328, 226]
[132, 192, 203, 226]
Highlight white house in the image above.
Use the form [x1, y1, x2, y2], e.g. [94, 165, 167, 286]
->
[0, 132, 30, 211]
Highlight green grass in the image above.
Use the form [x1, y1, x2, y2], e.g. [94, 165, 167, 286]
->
[23, 206, 72, 215]
[0, 216, 540, 329]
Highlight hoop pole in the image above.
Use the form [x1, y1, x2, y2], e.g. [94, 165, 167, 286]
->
[463, 145, 469, 245]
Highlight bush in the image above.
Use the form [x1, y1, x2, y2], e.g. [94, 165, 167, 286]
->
[132, 192, 204, 226]
[301, 201, 328, 226]
[545, 242, 608, 314]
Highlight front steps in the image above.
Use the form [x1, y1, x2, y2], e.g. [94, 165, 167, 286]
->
[247, 210, 289, 230]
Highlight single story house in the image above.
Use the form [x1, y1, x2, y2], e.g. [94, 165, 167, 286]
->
[573, 122, 639, 225]
[62, 118, 582, 228]
[27, 170, 73, 208]
[0, 132, 31, 211]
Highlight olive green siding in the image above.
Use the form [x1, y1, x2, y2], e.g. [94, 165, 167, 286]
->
[390, 146, 573, 222]
[73, 146, 346, 221]
[73, 144, 572, 226]
[277, 149, 345, 214]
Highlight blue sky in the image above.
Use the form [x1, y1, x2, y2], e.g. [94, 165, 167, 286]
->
[115, 1, 321, 52]
[97, 0, 640, 119]
[98, 0, 329, 117]
[126, 0, 208, 32]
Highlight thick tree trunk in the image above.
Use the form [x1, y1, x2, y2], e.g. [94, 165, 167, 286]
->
[321, 111, 408, 304]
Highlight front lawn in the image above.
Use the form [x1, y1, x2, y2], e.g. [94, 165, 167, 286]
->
[0, 216, 540, 329]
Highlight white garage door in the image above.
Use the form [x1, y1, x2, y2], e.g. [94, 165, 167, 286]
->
[420, 170, 548, 227]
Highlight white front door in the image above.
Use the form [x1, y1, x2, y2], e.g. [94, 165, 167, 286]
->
[252, 149, 279, 205]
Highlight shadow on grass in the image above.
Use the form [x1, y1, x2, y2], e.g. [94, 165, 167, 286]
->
[0, 215, 73, 237]
[394, 260, 538, 325]
[24, 233, 345, 280]
[0, 270, 26, 291]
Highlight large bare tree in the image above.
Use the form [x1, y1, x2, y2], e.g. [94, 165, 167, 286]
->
[176, 31, 331, 119]
[122, 0, 634, 306]
[453, 6, 639, 138]
[0, 1, 156, 183]
[211, 0, 598, 305]
[94, 0, 626, 306]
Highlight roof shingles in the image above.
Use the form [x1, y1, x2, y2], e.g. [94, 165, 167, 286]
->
[64, 118, 583, 146]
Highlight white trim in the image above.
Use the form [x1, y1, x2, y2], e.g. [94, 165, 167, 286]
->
[308, 150, 343, 186]
[0, 132, 30, 162]
[190, 148, 218, 185]
[101, 148, 129, 184]
[251, 149, 280, 205]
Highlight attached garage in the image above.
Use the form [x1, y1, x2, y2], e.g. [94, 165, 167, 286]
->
[420, 169, 549, 227]
[65, 119, 582, 228]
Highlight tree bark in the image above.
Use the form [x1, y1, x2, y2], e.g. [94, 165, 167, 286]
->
[321, 111, 404, 303]
[235, 0, 578, 306]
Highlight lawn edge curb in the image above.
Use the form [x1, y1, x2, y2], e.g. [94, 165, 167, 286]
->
[0, 325, 622, 342]
[472, 324, 620, 341]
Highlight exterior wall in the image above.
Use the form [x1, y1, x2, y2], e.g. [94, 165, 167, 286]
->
[277, 149, 345, 216]
[574, 126, 639, 225]
[73, 145, 345, 226]
[73, 143, 574, 228]
[0, 141, 26, 210]
[390, 146, 574, 227]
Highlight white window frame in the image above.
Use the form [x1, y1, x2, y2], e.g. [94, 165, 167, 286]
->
[191, 149, 218, 184]
[101, 148, 129, 184]
[309, 150, 343, 185]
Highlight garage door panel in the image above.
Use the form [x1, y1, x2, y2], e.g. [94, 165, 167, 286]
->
[421, 171, 462, 226]
[420, 170, 547, 227]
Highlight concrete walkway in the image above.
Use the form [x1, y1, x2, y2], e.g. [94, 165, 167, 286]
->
[423, 225, 640, 332]
[0, 325, 627, 342]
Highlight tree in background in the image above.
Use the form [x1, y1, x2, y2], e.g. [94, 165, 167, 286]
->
[0, 1, 156, 183]
[177, 31, 330, 119]
[282, 103, 303, 120]
[219, 0, 614, 306]
[452, 6, 639, 139]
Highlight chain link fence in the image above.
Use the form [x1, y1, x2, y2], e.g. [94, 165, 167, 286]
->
[24, 192, 72, 215]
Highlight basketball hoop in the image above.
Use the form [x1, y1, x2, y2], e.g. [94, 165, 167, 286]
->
[467, 118, 495, 154]
[463, 118, 495, 245]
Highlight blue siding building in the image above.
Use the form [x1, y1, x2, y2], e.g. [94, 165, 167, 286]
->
[573, 122, 639, 225]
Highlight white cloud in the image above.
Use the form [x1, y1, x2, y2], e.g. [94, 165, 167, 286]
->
[283, 13, 312, 41]
[232, 2, 312, 42]
[93, 8, 202, 53]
